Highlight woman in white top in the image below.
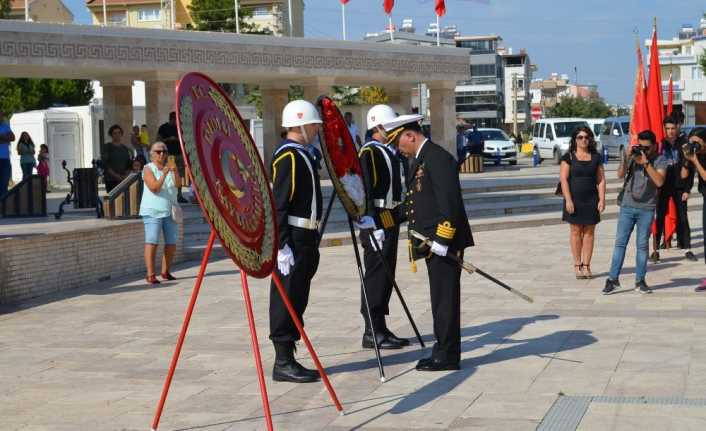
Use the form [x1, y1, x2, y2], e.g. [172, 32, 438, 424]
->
[140, 141, 181, 285]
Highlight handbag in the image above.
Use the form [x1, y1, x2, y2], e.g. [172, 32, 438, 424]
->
[554, 152, 571, 196]
[171, 203, 183, 223]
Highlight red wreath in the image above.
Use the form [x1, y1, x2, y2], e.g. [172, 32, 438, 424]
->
[319, 97, 362, 179]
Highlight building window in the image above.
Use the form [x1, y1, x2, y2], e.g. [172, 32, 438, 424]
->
[694, 92, 703, 101]
[692, 66, 704, 80]
[108, 12, 127, 26]
[684, 46, 692, 55]
[252, 6, 272, 17]
[138, 7, 160, 22]
[471, 64, 496, 77]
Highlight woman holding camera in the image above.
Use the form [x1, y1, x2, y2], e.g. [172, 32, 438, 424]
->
[681, 127, 706, 290]
[559, 127, 606, 279]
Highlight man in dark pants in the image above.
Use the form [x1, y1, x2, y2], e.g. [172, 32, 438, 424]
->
[652, 116, 696, 262]
[157, 112, 188, 203]
[382, 114, 474, 371]
[269, 100, 323, 383]
[358, 104, 409, 350]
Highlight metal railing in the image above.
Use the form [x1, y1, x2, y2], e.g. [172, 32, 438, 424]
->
[103, 173, 143, 219]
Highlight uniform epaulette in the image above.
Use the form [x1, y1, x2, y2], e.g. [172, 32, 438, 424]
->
[436, 221, 456, 240]
[379, 210, 395, 229]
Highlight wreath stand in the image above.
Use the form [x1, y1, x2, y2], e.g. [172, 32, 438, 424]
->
[150, 230, 344, 431]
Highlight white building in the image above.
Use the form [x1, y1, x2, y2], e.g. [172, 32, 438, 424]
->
[501, 50, 534, 134]
[647, 19, 706, 124]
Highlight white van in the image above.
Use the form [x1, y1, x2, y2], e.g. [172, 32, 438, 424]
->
[532, 118, 590, 164]
[584, 118, 605, 153]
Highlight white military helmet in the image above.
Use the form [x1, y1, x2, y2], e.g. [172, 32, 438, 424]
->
[366, 104, 397, 131]
[281, 100, 322, 128]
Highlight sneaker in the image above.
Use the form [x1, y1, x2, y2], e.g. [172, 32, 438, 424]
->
[649, 251, 660, 263]
[685, 251, 698, 262]
[603, 278, 619, 295]
[636, 280, 652, 294]
[696, 280, 706, 292]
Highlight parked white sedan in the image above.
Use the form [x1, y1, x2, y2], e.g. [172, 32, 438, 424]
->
[479, 128, 517, 165]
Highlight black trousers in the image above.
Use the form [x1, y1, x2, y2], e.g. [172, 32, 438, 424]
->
[425, 252, 462, 363]
[655, 188, 691, 249]
[269, 227, 320, 343]
[360, 225, 400, 327]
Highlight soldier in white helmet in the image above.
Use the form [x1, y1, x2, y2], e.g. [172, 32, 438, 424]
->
[357, 104, 410, 350]
[269, 100, 323, 383]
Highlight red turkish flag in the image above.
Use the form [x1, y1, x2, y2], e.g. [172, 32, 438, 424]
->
[435, 0, 446, 17]
[629, 41, 650, 147]
[340, 0, 350, 4]
[667, 72, 673, 116]
[646, 25, 665, 150]
[383, 0, 394, 15]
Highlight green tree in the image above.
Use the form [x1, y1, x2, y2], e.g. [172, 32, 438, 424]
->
[332, 86, 359, 105]
[0, 78, 94, 116]
[0, 0, 10, 18]
[188, 0, 269, 33]
[547, 96, 612, 118]
[359, 86, 388, 105]
[699, 48, 706, 76]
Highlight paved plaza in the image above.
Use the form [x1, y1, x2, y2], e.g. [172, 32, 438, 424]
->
[2, 213, 706, 430]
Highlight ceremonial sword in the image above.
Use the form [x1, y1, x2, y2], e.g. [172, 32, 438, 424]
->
[408, 230, 534, 303]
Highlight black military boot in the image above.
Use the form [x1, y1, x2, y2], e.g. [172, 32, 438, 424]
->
[272, 341, 319, 383]
[381, 318, 410, 347]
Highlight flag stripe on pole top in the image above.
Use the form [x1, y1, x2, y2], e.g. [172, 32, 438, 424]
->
[667, 72, 674, 116]
[646, 19, 665, 149]
[435, 0, 446, 17]
[383, 0, 394, 15]
[629, 39, 650, 148]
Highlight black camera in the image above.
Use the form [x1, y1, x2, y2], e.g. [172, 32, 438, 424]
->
[632, 146, 644, 157]
[686, 141, 701, 155]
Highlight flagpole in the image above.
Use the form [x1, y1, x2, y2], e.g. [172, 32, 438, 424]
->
[341, 2, 346, 41]
[388, 15, 394, 41]
[24, 0, 28, 21]
[234, 0, 240, 33]
[436, 14, 440, 46]
[102, 0, 106, 26]
[288, 0, 293, 37]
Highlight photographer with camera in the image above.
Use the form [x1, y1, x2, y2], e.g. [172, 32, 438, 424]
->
[603, 130, 667, 295]
[681, 127, 706, 290]
[651, 116, 696, 263]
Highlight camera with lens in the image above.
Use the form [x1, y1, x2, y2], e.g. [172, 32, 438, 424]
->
[686, 141, 702, 155]
[632, 146, 644, 157]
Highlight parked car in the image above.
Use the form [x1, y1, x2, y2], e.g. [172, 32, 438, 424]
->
[479, 128, 517, 165]
[584, 118, 605, 153]
[600, 116, 631, 159]
[532, 118, 590, 164]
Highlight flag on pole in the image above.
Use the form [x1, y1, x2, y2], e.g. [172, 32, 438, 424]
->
[383, 0, 394, 15]
[667, 72, 674, 116]
[435, 0, 446, 16]
[646, 19, 665, 149]
[340, 0, 349, 4]
[629, 39, 650, 147]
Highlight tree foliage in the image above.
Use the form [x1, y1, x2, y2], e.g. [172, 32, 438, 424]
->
[546, 96, 612, 118]
[331, 86, 360, 106]
[188, 0, 269, 33]
[700, 48, 706, 76]
[0, 0, 10, 19]
[0, 78, 94, 116]
[359, 86, 388, 105]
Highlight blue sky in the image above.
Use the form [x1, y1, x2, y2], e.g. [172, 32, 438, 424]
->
[64, 0, 704, 104]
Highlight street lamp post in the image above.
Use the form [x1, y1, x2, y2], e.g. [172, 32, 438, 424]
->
[102, 0, 107, 26]
[234, 0, 240, 33]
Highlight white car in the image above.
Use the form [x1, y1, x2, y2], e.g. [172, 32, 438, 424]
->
[479, 128, 517, 165]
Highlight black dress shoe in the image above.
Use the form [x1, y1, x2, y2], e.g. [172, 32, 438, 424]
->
[383, 328, 410, 347]
[362, 332, 403, 350]
[685, 251, 698, 261]
[272, 361, 320, 383]
[415, 358, 460, 371]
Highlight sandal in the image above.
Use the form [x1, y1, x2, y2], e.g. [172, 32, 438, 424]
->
[146, 274, 161, 285]
[575, 264, 584, 279]
[582, 264, 593, 279]
[160, 272, 177, 281]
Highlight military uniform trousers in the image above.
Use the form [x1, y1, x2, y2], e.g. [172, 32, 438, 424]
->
[359, 224, 400, 324]
[426, 252, 462, 363]
[269, 227, 320, 343]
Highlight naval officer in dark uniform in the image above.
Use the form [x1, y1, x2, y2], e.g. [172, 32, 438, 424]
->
[381, 114, 474, 371]
[358, 104, 409, 350]
[269, 100, 324, 383]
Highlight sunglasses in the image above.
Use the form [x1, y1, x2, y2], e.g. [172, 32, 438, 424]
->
[576, 135, 591, 140]
[152, 150, 167, 154]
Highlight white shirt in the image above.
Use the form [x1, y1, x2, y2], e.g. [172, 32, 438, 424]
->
[415, 138, 429, 159]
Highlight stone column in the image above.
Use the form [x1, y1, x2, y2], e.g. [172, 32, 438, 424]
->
[428, 81, 457, 158]
[101, 80, 134, 141]
[261, 85, 289, 170]
[302, 78, 334, 103]
[387, 86, 413, 114]
[145, 79, 176, 142]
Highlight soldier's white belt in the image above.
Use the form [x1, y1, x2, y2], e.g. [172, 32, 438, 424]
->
[374, 199, 401, 209]
[288, 215, 320, 230]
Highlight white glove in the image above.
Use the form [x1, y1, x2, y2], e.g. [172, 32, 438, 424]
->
[430, 241, 448, 257]
[354, 216, 376, 230]
[372, 229, 385, 249]
[277, 244, 295, 276]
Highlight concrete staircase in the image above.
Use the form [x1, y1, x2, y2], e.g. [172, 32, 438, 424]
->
[182, 163, 704, 260]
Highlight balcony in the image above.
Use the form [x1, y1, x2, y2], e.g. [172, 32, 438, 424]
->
[658, 54, 696, 65]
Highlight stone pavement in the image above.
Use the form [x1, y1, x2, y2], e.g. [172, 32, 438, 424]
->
[2, 213, 706, 431]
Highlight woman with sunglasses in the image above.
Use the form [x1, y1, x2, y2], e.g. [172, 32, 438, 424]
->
[139, 141, 181, 285]
[681, 127, 706, 291]
[559, 126, 606, 279]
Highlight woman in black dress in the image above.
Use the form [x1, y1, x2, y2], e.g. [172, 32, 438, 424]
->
[559, 127, 606, 279]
